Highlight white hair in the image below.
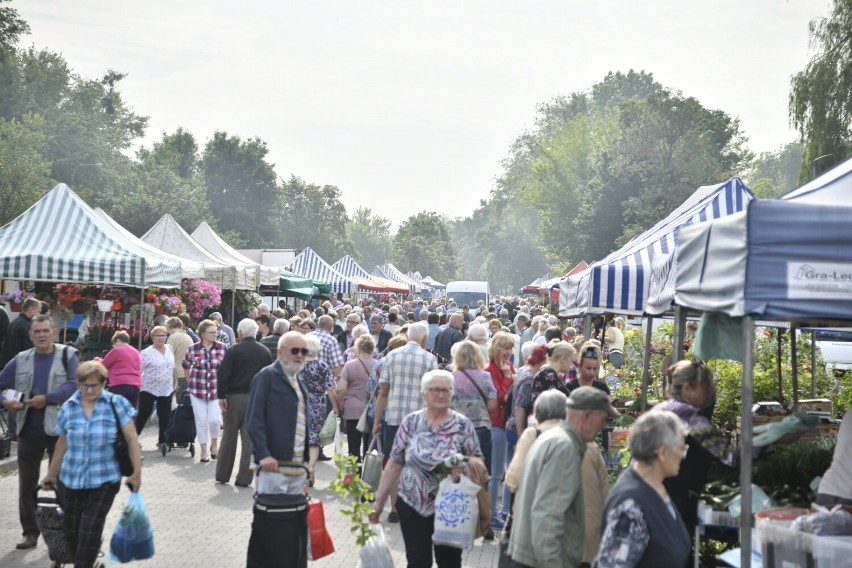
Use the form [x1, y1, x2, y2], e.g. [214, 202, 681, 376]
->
[421, 370, 454, 394]
[467, 323, 488, 342]
[407, 321, 428, 342]
[304, 333, 321, 355]
[237, 318, 259, 338]
[273, 318, 290, 334]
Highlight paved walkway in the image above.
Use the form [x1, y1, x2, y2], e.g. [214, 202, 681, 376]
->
[0, 426, 502, 567]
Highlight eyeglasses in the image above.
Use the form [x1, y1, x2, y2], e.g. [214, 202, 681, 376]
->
[427, 387, 451, 395]
[79, 383, 102, 391]
[204, 330, 218, 335]
[289, 347, 310, 356]
[152, 334, 167, 338]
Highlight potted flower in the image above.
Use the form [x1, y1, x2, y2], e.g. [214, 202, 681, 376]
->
[1, 289, 36, 312]
[181, 279, 222, 318]
[156, 294, 185, 315]
[98, 286, 129, 312]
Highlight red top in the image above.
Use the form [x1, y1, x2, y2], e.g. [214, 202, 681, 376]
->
[486, 360, 515, 426]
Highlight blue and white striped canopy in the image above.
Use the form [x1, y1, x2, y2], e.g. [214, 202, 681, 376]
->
[332, 255, 372, 279]
[0, 184, 183, 287]
[560, 177, 754, 317]
[285, 248, 353, 295]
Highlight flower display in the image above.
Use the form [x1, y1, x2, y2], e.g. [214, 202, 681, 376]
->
[0, 289, 35, 304]
[181, 279, 221, 318]
[156, 294, 185, 314]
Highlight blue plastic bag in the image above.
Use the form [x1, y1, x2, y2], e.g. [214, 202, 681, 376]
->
[109, 491, 155, 563]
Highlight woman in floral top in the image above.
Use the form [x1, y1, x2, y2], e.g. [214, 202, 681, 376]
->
[369, 370, 482, 568]
[450, 340, 497, 475]
[136, 325, 175, 451]
[182, 319, 226, 462]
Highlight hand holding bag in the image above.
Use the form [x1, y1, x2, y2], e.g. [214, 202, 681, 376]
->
[358, 524, 394, 568]
[361, 435, 383, 492]
[109, 397, 133, 477]
[109, 490, 155, 562]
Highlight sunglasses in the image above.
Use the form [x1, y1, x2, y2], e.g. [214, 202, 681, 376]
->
[582, 348, 599, 359]
[289, 347, 310, 356]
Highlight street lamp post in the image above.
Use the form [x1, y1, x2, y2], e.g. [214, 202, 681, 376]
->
[811, 154, 834, 179]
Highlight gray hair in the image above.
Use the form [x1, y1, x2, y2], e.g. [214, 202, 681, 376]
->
[273, 318, 290, 334]
[208, 312, 223, 322]
[420, 370, 454, 395]
[407, 321, 428, 343]
[237, 318, 259, 339]
[520, 341, 538, 363]
[317, 315, 333, 330]
[629, 411, 688, 463]
[351, 324, 369, 340]
[257, 303, 270, 314]
[533, 390, 568, 422]
[467, 323, 488, 343]
[304, 333, 321, 355]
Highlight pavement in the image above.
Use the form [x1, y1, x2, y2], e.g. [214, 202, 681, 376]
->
[0, 424, 502, 567]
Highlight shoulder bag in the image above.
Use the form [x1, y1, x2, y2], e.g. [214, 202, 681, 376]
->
[459, 369, 491, 409]
[109, 397, 134, 477]
[355, 359, 375, 434]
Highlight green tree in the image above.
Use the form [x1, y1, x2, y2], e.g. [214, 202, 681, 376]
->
[201, 131, 279, 247]
[138, 127, 199, 179]
[278, 175, 354, 261]
[790, 0, 852, 181]
[0, 113, 52, 224]
[346, 206, 392, 268]
[0, 0, 29, 53]
[746, 142, 805, 198]
[392, 212, 457, 282]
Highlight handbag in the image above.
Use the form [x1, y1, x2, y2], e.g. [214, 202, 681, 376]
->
[307, 500, 335, 560]
[319, 411, 338, 448]
[356, 359, 376, 433]
[361, 435, 383, 492]
[110, 397, 134, 477]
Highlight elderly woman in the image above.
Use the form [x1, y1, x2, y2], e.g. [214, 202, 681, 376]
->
[485, 331, 517, 527]
[467, 323, 490, 362]
[99, 330, 142, 408]
[369, 370, 483, 568]
[595, 411, 691, 568]
[135, 325, 175, 452]
[302, 333, 340, 486]
[342, 323, 370, 362]
[531, 339, 575, 400]
[651, 360, 735, 536]
[182, 319, 226, 463]
[41, 361, 141, 568]
[337, 334, 376, 460]
[450, 340, 497, 475]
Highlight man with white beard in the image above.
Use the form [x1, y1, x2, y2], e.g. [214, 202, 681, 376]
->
[246, 331, 312, 568]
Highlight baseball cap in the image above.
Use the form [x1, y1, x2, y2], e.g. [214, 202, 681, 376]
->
[566, 386, 620, 418]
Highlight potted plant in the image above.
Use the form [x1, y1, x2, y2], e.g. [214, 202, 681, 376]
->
[98, 286, 129, 312]
[1, 289, 35, 312]
[181, 279, 222, 318]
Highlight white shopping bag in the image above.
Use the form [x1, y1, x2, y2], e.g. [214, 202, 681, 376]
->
[432, 474, 481, 550]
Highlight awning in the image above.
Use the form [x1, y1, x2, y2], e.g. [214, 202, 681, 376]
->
[284, 248, 354, 295]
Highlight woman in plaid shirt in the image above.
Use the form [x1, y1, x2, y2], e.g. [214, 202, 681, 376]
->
[182, 319, 227, 462]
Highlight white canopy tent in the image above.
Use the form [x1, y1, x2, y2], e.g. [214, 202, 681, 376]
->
[190, 222, 278, 287]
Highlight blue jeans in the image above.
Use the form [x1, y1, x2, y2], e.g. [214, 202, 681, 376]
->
[489, 427, 515, 518]
[474, 426, 492, 477]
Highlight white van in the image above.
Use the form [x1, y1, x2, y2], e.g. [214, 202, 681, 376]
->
[445, 281, 490, 315]
[814, 328, 852, 376]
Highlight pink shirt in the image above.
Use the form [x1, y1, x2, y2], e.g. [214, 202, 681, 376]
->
[100, 343, 142, 389]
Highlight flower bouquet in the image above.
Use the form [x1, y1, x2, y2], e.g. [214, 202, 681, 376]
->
[181, 279, 221, 318]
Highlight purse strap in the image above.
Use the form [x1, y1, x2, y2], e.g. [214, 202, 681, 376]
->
[109, 396, 122, 435]
[459, 369, 490, 408]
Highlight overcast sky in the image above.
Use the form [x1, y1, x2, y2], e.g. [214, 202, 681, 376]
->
[18, 0, 831, 226]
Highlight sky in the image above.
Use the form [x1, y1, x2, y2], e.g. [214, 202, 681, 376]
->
[16, 0, 832, 227]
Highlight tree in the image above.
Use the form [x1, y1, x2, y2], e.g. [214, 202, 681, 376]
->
[346, 206, 392, 269]
[138, 127, 199, 179]
[0, 114, 52, 224]
[277, 175, 354, 261]
[746, 142, 805, 198]
[0, 0, 29, 53]
[201, 132, 279, 247]
[392, 212, 457, 282]
[790, 0, 852, 181]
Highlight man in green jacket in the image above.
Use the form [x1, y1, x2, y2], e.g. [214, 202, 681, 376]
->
[508, 387, 619, 568]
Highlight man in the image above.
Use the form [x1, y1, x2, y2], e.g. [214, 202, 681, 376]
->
[312, 315, 344, 378]
[166, 317, 193, 391]
[434, 313, 465, 362]
[508, 387, 619, 568]
[246, 331, 311, 567]
[0, 315, 79, 550]
[217, 319, 274, 487]
[336, 313, 361, 354]
[461, 304, 472, 323]
[510, 312, 530, 336]
[369, 315, 392, 354]
[209, 312, 236, 347]
[371, 322, 437, 522]
[260, 318, 289, 355]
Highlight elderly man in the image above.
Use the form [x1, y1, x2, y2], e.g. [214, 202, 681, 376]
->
[260, 318, 289, 355]
[508, 387, 619, 568]
[336, 313, 361, 354]
[0, 315, 79, 549]
[217, 318, 274, 487]
[434, 313, 464, 362]
[312, 315, 344, 378]
[369, 315, 392, 354]
[209, 312, 236, 347]
[372, 322, 437, 522]
[257, 302, 276, 329]
[246, 331, 311, 567]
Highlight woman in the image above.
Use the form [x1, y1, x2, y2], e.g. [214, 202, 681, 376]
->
[302, 333, 340, 485]
[651, 360, 735, 536]
[369, 370, 483, 568]
[566, 343, 611, 395]
[182, 319, 226, 463]
[342, 324, 370, 362]
[507, 341, 544, 442]
[595, 411, 691, 568]
[255, 314, 271, 340]
[450, 340, 497, 475]
[605, 318, 626, 369]
[488, 319, 503, 338]
[466, 323, 490, 362]
[337, 334, 376, 460]
[99, 330, 142, 409]
[41, 361, 141, 568]
[301, 319, 317, 333]
[485, 331, 516, 528]
[135, 325, 175, 452]
[531, 339, 575, 400]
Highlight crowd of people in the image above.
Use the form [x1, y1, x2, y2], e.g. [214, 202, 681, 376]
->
[5, 291, 843, 568]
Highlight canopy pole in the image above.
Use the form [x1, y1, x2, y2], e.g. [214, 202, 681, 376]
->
[641, 315, 653, 411]
[138, 286, 146, 350]
[740, 315, 755, 568]
[231, 284, 236, 326]
[672, 305, 686, 364]
[790, 323, 799, 412]
[811, 331, 817, 397]
[777, 329, 784, 403]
